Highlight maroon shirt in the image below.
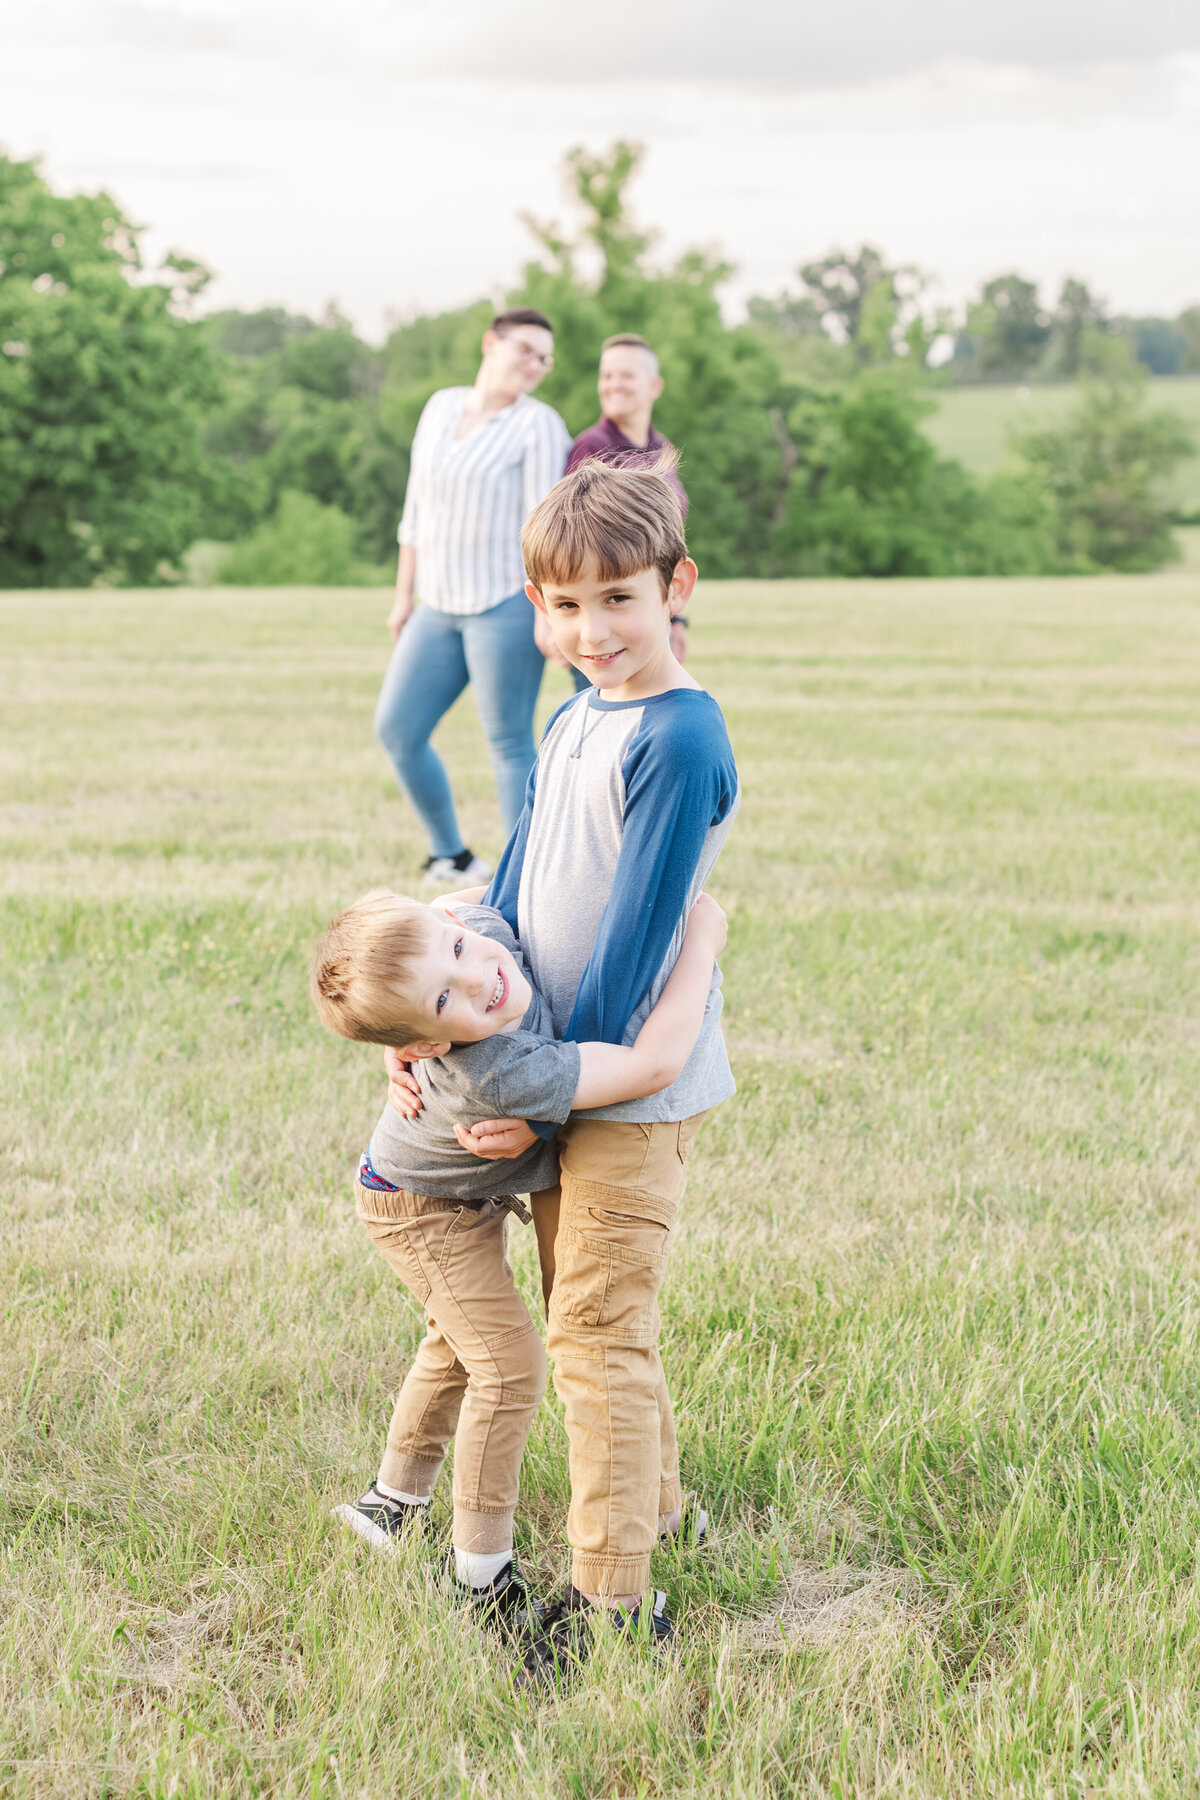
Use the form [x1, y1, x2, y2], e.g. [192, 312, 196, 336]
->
[565, 415, 689, 519]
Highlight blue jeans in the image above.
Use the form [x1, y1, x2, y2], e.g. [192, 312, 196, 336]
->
[374, 589, 545, 856]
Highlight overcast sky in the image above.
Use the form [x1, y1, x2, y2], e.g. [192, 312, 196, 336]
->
[3, 0, 1198, 338]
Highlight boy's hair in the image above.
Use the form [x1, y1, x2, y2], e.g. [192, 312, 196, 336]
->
[491, 306, 554, 336]
[522, 453, 686, 597]
[601, 332, 659, 371]
[310, 889, 433, 1046]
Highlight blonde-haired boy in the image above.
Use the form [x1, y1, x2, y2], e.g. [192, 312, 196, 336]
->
[312, 883, 726, 1646]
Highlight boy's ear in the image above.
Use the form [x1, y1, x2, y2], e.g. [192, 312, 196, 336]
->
[669, 557, 698, 612]
[525, 580, 547, 615]
[392, 1037, 452, 1061]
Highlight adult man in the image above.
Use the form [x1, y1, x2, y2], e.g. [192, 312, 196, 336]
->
[536, 335, 690, 670]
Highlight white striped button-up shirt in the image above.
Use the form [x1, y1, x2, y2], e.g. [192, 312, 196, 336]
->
[398, 387, 570, 616]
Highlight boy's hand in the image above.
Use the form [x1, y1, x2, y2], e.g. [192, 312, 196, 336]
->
[453, 1118, 538, 1160]
[687, 893, 727, 956]
[384, 1045, 423, 1117]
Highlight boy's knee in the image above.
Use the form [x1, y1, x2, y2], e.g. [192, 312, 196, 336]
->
[490, 1323, 547, 1405]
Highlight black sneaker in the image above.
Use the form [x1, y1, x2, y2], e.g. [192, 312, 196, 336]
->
[610, 1587, 675, 1649]
[419, 848, 492, 891]
[463, 1560, 546, 1645]
[332, 1486, 432, 1553]
[519, 1584, 676, 1690]
[658, 1505, 709, 1551]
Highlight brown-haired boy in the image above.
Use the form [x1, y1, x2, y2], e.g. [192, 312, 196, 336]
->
[312, 883, 726, 1646]
[426, 451, 740, 1666]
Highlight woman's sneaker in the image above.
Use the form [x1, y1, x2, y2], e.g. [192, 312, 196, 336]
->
[333, 1486, 432, 1553]
[419, 848, 492, 891]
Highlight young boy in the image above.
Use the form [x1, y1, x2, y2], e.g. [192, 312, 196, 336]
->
[439, 452, 740, 1661]
[310, 885, 727, 1644]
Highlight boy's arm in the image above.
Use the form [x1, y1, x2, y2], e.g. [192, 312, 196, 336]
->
[570, 897, 726, 1109]
[565, 702, 738, 1048]
[452, 896, 727, 1157]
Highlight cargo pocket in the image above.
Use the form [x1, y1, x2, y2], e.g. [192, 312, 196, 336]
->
[362, 1217, 434, 1304]
[552, 1186, 676, 1342]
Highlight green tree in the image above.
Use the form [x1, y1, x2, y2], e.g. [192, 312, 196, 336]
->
[200, 306, 406, 562]
[1012, 379, 1195, 571]
[1046, 277, 1108, 378]
[960, 274, 1050, 380]
[508, 140, 795, 577]
[770, 374, 1056, 577]
[0, 152, 223, 585]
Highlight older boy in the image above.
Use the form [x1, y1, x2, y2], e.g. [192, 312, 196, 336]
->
[312, 886, 726, 1645]
[453, 454, 739, 1659]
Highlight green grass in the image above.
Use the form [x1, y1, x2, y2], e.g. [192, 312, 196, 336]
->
[918, 376, 1200, 513]
[4, 574, 1200, 1797]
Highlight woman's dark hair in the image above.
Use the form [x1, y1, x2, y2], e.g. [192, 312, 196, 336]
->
[491, 307, 554, 336]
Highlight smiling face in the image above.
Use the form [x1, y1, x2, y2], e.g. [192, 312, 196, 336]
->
[527, 555, 697, 702]
[480, 323, 555, 401]
[397, 911, 532, 1051]
[597, 343, 663, 433]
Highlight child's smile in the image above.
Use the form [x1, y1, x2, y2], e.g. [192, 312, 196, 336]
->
[529, 556, 697, 703]
[401, 912, 531, 1046]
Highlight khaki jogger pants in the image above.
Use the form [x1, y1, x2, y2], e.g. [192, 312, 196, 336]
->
[354, 1179, 547, 1555]
[529, 1113, 705, 1597]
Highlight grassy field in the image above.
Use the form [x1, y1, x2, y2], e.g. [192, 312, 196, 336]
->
[3, 572, 1200, 1798]
[918, 376, 1200, 514]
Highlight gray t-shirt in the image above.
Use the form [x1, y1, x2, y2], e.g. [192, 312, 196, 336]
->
[366, 907, 579, 1200]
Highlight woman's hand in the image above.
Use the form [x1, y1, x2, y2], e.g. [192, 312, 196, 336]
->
[384, 1044, 423, 1117]
[453, 1118, 538, 1160]
[387, 590, 415, 642]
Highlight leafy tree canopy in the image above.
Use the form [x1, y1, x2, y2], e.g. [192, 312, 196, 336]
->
[0, 151, 222, 586]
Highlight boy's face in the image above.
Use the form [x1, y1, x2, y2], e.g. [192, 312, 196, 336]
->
[527, 557, 697, 700]
[396, 912, 532, 1055]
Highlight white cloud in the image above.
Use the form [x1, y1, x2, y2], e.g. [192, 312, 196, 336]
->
[1, 1, 1197, 335]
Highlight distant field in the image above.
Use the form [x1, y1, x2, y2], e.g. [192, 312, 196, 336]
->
[4, 573, 1200, 1796]
[919, 375, 1200, 513]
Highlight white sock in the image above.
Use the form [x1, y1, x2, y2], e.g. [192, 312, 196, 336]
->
[454, 1546, 512, 1589]
[375, 1479, 431, 1506]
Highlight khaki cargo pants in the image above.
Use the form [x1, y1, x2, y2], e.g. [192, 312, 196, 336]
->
[530, 1113, 705, 1596]
[355, 1179, 547, 1554]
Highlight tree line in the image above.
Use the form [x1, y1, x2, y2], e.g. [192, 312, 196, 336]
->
[0, 142, 1193, 589]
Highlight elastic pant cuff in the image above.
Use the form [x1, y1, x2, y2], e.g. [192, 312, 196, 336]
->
[378, 1450, 442, 1499]
[452, 1507, 515, 1555]
[571, 1553, 652, 1598]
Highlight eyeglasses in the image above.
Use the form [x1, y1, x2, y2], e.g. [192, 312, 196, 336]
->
[497, 332, 554, 370]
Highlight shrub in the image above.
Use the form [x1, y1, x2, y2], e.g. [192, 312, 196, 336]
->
[219, 491, 383, 586]
[1012, 381, 1195, 572]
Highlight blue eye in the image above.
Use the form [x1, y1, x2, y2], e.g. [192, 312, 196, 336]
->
[454, 938, 463, 958]
[437, 991, 448, 1012]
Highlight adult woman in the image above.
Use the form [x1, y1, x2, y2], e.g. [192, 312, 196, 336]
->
[375, 308, 569, 885]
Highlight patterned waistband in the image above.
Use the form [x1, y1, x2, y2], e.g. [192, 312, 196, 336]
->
[358, 1151, 400, 1192]
[357, 1152, 531, 1224]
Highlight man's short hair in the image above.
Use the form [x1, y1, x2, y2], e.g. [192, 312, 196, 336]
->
[491, 307, 554, 336]
[523, 453, 686, 598]
[311, 889, 432, 1046]
[601, 332, 660, 372]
